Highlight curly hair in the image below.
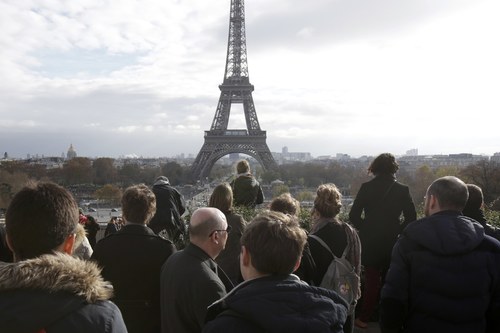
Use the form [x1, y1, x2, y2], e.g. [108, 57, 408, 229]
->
[270, 193, 300, 216]
[368, 153, 399, 175]
[313, 183, 342, 218]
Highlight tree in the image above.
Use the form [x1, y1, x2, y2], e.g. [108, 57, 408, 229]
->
[296, 190, 314, 202]
[0, 170, 30, 209]
[93, 158, 117, 185]
[63, 157, 93, 185]
[460, 160, 500, 204]
[94, 184, 122, 206]
[272, 184, 290, 198]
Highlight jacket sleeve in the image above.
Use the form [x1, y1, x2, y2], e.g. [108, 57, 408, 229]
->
[349, 184, 367, 230]
[105, 301, 129, 333]
[380, 237, 410, 333]
[400, 186, 417, 231]
[256, 185, 264, 205]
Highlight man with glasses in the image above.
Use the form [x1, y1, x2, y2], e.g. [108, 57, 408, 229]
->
[160, 207, 233, 333]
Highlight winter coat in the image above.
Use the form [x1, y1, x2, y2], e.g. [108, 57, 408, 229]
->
[215, 211, 246, 285]
[149, 180, 186, 240]
[380, 211, 500, 333]
[0, 253, 127, 333]
[349, 174, 416, 269]
[231, 174, 264, 208]
[161, 243, 233, 333]
[91, 223, 176, 333]
[203, 274, 349, 333]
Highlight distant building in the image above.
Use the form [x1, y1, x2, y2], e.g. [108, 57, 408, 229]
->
[67, 144, 77, 160]
[272, 147, 312, 164]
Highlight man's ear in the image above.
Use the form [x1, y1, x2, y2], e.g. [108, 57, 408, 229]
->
[240, 245, 251, 267]
[61, 233, 76, 255]
[292, 256, 302, 273]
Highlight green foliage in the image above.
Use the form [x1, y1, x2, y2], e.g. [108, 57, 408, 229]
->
[272, 184, 290, 198]
[94, 184, 122, 206]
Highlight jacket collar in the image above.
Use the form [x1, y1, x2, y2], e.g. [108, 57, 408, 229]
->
[0, 252, 113, 303]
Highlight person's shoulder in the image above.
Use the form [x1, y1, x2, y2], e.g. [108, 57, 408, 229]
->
[76, 299, 126, 331]
[204, 313, 259, 333]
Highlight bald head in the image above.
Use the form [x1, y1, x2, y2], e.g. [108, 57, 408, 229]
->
[189, 207, 227, 240]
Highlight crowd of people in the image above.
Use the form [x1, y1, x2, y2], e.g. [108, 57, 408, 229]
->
[1, 155, 500, 333]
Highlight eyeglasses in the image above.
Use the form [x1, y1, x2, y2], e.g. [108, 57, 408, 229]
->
[209, 224, 232, 237]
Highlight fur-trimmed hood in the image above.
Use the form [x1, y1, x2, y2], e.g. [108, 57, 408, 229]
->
[0, 252, 113, 303]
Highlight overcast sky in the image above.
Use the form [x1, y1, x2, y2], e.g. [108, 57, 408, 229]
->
[1, 0, 499, 159]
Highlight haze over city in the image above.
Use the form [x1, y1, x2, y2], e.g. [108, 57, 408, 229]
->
[1, 0, 499, 159]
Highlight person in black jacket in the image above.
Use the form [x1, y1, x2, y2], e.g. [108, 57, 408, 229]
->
[463, 183, 500, 241]
[209, 183, 247, 285]
[92, 184, 176, 333]
[0, 181, 127, 333]
[380, 176, 500, 333]
[230, 159, 264, 208]
[203, 211, 348, 333]
[148, 176, 186, 248]
[349, 153, 416, 328]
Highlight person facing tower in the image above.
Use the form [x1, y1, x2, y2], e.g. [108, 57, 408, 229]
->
[230, 159, 264, 208]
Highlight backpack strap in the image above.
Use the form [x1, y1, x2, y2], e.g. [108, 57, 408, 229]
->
[310, 228, 351, 260]
[309, 234, 336, 258]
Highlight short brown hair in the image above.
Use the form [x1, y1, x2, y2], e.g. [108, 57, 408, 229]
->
[236, 160, 250, 174]
[241, 211, 306, 275]
[314, 183, 342, 218]
[209, 183, 233, 213]
[6, 181, 79, 260]
[427, 176, 468, 211]
[121, 184, 156, 224]
[270, 193, 300, 216]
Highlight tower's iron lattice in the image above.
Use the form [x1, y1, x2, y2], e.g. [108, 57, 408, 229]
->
[190, 0, 277, 180]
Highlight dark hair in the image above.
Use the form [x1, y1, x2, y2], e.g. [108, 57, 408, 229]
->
[464, 184, 483, 211]
[270, 192, 300, 216]
[368, 153, 399, 175]
[6, 181, 78, 260]
[241, 211, 306, 275]
[427, 176, 468, 211]
[209, 183, 233, 213]
[121, 184, 156, 224]
[314, 184, 342, 218]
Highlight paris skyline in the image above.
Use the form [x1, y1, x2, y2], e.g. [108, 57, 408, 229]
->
[1, 0, 499, 159]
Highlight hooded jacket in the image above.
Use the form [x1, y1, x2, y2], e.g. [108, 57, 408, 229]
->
[203, 274, 348, 333]
[380, 211, 500, 333]
[0, 253, 127, 333]
[230, 173, 264, 208]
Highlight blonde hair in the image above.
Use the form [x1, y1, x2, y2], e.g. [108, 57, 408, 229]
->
[236, 160, 250, 174]
[313, 183, 342, 218]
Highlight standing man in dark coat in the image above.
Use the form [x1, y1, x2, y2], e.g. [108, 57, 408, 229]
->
[0, 181, 127, 333]
[380, 176, 500, 333]
[160, 207, 233, 333]
[203, 211, 348, 333]
[230, 159, 264, 208]
[349, 153, 416, 328]
[92, 184, 176, 333]
[149, 176, 187, 247]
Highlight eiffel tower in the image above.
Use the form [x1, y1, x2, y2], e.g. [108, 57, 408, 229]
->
[190, 0, 277, 181]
